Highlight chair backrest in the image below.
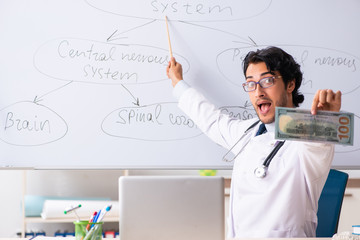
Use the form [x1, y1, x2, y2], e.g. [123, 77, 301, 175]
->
[316, 169, 349, 237]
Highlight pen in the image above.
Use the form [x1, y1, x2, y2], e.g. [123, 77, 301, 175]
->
[91, 210, 101, 227]
[64, 204, 82, 222]
[86, 211, 97, 231]
[96, 205, 112, 223]
[64, 204, 81, 214]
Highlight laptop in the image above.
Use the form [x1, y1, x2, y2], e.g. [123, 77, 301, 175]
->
[118, 175, 225, 240]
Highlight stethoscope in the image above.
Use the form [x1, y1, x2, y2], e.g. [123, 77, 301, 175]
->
[223, 120, 286, 178]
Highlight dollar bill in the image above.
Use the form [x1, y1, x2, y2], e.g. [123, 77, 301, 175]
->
[275, 107, 354, 145]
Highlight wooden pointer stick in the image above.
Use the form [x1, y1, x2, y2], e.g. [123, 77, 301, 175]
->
[165, 16, 173, 58]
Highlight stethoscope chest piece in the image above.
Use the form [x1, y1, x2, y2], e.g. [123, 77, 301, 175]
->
[254, 165, 267, 178]
[253, 140, 286, 178]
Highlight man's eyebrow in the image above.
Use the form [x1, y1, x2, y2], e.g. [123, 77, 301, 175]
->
[261, 71, 274, 76]
[245, 71, 274, 79]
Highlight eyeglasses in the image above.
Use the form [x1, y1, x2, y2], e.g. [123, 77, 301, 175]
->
[242, 76, 281, 92]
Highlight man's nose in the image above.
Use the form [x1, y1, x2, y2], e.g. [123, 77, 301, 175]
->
[254, 84, 265, 97]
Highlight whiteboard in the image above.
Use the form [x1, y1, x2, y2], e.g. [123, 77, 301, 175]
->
[0, 0, 359, 169]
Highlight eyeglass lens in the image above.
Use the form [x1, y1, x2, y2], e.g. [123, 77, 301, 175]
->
[243, 77, 275, 92]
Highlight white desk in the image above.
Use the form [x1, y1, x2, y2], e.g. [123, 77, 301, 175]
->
[0, 238, 332, 240]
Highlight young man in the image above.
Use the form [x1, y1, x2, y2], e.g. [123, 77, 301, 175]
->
[166, 47, 342, 238]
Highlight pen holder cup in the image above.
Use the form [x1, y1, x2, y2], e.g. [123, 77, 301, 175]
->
[74, 221, 103, 240]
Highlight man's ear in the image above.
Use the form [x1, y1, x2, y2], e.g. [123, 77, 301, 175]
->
[287, 79, 296, 93]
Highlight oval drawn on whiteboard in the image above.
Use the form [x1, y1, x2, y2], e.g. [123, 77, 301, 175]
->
[0, 101, 68, 146]
[216, 45, 360, 94]
[84, 0, 272, 22]
[101, 102, 202, 141]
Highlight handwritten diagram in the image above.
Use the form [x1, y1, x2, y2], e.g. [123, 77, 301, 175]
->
[0, 0, 358, 168]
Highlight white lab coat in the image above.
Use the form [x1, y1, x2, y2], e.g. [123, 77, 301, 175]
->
[174, 82, 335, 238]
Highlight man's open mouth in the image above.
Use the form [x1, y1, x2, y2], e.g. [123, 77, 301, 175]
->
[258, 102, 272, 114]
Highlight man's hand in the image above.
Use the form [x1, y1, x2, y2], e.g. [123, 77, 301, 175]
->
[311, 89, 342, 115]
[166, 57, 183, 87]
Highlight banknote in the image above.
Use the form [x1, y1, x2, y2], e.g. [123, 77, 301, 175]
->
[275, 107, 354, 145]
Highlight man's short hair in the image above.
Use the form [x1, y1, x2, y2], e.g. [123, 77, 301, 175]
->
[243, 46, 304, 107]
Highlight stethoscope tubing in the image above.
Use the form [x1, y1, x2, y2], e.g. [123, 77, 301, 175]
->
[222, 120, 286, 178]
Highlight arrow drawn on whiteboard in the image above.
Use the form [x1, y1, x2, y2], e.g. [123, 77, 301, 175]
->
[33, 81, 74, 103]
[107, 19, 157, 42]
[232, 36, 258, 46]
[178, 21, 258, 47]
[107, 30, 128, 42]
[121, 84, 140, 106]
[244, 100, 252, 108]
[33, 96, 44, 104]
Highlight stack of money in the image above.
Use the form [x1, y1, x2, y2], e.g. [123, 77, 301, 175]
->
[275, 107, 354, 145]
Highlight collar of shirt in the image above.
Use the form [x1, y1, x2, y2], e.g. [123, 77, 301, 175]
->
[264, 122, 275, 133]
